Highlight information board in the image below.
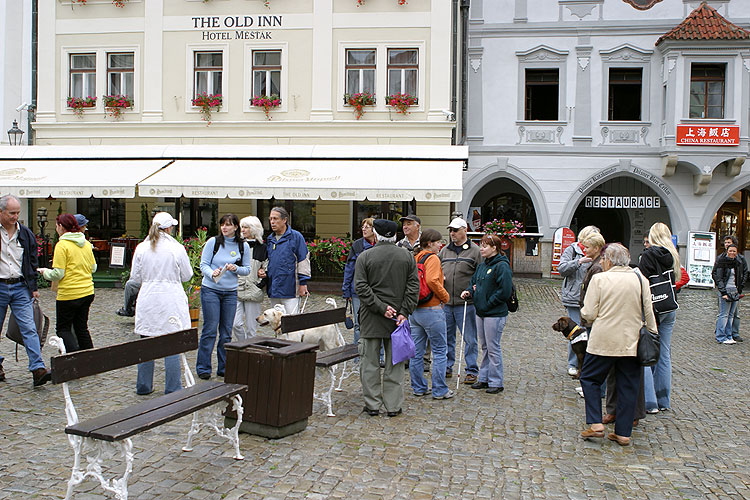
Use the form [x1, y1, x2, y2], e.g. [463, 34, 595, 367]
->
[551, 227, 575, 276]
[686, 231, 716, 288]
[109, 243, 127, 269]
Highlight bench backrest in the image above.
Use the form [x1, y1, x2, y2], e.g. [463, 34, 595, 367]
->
[51, 328, 198, 384]
[280, 307, 346, 334]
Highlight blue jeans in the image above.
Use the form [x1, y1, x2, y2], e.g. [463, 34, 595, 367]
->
[476, 315, 506, 389]
[565, 306, 581, 370]
[716, 293, 742, 339]
[196, 287, 237, 377]
[409, 306, 449, 397]
[444, 303, 478, 376]
[715, 294, 737, 343]
[643, 310, 676, 411]
[0, 282, 45, 371]
[137, 351, 181, 395]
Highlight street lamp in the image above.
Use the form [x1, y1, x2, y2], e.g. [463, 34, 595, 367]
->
[37, 207, 50, 267]
[7, 120, 24, 146]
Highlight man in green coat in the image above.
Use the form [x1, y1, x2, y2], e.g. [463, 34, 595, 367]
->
[355, 219, 419, 417]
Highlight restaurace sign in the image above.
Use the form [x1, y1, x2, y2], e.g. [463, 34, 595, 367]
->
[192, 15, 283, 40]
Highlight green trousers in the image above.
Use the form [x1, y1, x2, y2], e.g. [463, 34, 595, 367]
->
[359, 337, 404, 413]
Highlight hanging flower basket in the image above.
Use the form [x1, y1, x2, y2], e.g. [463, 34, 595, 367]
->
[482, 219, 524, 239]
[103, 94, 134, 120]
[70, 0, 130, 6]
[251, 95, 281, 120]
[67, 96, 96, 118]
[386, 93, 418, 115]
[192, 92, 222, 124]
[357, 0, 407, 5]
[344, 92, 376, 120]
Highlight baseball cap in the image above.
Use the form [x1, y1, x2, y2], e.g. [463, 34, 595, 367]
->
[74, 214, 89, 227]
[373, 219, 398, 238]
[447, 218, 468, 230]
[153, 212, 179, 229]
[399, 214, 421, 225]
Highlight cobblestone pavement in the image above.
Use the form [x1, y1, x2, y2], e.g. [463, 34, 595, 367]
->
[1, 279, 749, 499]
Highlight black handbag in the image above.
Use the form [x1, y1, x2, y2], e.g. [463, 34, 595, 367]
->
[646, 263, 678, 314]
[506, 283, 519, 313]
[344, 298, 354, 329]
[635, 270, 660, 367]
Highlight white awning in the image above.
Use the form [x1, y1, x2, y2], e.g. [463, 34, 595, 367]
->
[0, 160, 169, 198]
[138, 159, 464, 201]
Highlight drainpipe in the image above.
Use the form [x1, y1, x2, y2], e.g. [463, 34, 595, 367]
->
[29, 0, 38, 145]
[450, 0, 458, 145]
[459, 0, 469, 145]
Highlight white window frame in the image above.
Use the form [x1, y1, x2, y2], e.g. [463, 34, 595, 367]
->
[185, 44, 229, 115]
[337, 41, 425, 115]
[680, 53, 738, 123]
[244, 42, 288, 114]
[386, 48, 419, 98]
[106, 52, 135, 101]
[515, 46, 568, 124]
[60, 45, 140, 117]
[345, 48, 377, 96]
[599, 51, 652, 125]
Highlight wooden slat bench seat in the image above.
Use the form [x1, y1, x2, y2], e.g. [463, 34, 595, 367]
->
[279, 302, 359, 416]
[49, 328, 247, 500]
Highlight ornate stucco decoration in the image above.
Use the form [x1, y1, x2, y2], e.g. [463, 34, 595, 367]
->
[621, 0, 664, 10]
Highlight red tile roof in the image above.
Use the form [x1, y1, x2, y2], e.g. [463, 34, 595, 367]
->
[656, 2, 750, 45]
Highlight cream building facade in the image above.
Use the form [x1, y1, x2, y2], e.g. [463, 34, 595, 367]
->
[14, 0, 463, 242]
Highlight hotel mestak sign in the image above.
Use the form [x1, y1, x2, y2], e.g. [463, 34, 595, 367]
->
[192, 15, 282, 40]
[676, 124, 739, 146]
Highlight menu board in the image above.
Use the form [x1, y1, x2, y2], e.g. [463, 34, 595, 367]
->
[686, 231, 716, 288]
[551, 227, 575, 276]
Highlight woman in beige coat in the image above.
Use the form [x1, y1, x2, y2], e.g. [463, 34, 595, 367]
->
[579, 243, 657, 446]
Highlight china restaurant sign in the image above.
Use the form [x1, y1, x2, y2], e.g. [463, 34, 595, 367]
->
[676, 125, 739, 146]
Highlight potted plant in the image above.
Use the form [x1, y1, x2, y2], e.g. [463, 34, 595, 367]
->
[344, 92, 376, 120]
[103, 94, 134, 120]
[251, 95, 281, 120]
[386, 93, 418, 115]
[192, 92, 222, 124]
[482, 219, 524, 238]
[177, 227, 208, 327]
[307, 237, 352, 279]
[67, 96, 97, 118]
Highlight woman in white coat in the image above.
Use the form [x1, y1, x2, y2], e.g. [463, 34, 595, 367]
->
[233, 216, 268, 340]
[130, 212, 193, 395]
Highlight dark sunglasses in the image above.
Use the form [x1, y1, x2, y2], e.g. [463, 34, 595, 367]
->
[448, 227, 462, 232]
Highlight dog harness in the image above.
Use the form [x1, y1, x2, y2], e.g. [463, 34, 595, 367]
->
[566, 324, 583, 340]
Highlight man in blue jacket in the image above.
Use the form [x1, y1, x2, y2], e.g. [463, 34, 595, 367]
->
[263, 207, 310, 315]
[0, 195, 52, 386]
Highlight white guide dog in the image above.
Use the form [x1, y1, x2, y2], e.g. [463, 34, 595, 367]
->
[256, 304, 342, 352]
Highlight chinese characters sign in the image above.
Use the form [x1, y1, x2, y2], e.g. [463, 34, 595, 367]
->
[676, 125, 739, 146]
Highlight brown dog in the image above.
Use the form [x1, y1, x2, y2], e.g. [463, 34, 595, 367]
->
[552, 316, 588, 379]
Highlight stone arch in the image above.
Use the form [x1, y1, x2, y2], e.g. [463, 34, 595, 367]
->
[461, 158, 551, 236]
[699, 175, 750, 231]
[557, 161, 690, 241]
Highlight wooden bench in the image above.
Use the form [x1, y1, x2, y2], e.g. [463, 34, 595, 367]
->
[280, 301, 359, 416]
[49, 329, 247, 500]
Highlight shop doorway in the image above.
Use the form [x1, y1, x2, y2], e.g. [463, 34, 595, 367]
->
[352, 201, 415, 239]
[570, 176, 671, 258]
[710, 188, 749, 253]
[468, 178, 539, 233]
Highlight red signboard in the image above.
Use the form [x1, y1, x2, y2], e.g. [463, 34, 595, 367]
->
[676, 124, 739, 146]
[551, 227, 575, 276]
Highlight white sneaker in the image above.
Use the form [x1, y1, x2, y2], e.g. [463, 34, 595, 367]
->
[575, 386, 584, 398]
[646, 408, 659, 414]
[722, 339, 737, 344]
[567, 367, 578, 376]
[433, 390, 455, 400]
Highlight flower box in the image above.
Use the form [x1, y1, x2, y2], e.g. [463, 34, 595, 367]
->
[386, 93, 418, 115]
[344, 92, 376, 120]
[251, 95, 281, 120]
[103, 94, 134, 120]
[192, 92, 222, 124]
[67, 96, 97, 118]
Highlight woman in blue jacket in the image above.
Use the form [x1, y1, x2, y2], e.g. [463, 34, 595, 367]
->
[196, 214, 251, 379]
[460, 234, 512, 394]
[342, 217, 376, 345]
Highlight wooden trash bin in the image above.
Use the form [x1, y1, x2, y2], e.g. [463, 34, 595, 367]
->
[224, 336, 318, 439]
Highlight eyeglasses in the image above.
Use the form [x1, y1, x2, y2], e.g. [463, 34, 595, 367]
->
[448, 228, 462, 232]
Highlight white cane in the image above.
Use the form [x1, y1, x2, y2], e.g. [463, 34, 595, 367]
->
[299, 294, 309, 314]
[456, 300, 468, 390]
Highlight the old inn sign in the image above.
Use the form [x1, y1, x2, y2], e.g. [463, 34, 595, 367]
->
[191, 15, 284, 40]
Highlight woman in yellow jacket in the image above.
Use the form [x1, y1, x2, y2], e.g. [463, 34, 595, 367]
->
[408, 228, 452, 399]
[39, 213, 96, 352]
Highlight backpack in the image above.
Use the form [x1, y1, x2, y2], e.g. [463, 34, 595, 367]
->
[417, 253, 435, 305]
[506, 283, 519, 313]
[210, 237, 245, 266]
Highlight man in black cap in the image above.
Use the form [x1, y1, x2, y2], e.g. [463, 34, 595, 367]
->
[355, 219, 419, 417]
[397, 214, 421, 253]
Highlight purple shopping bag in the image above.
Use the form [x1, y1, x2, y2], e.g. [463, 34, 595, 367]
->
[391, 319, 415, 365]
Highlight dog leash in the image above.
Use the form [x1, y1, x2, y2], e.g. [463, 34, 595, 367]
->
[456, 300, 467, 390]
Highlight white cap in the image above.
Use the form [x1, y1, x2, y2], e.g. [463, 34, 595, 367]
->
[153, 212, 178, 229]
[447, 217, 468, 230]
